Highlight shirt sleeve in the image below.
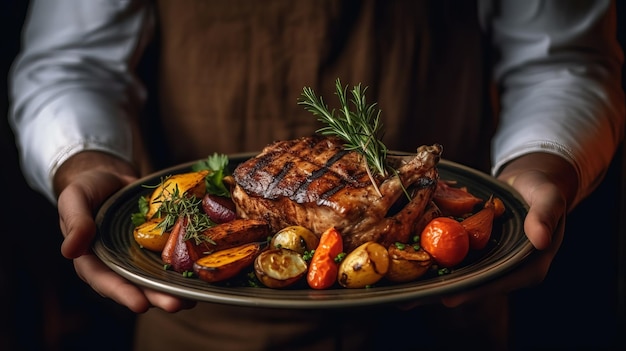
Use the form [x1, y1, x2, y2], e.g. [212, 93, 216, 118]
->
[480, 0, 625, 206]
[8, 0, 153, 203]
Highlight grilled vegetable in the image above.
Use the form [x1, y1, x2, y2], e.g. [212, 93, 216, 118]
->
[194, 242, 265, 283]
[161, 217, 196, 273]
[385, 244, 432, 283]
[200, 218, 271, 253]
[338, 241, 389, 288]
[146, 170, 209, 219]
[133, 218, 171, 252]
[270, 226, 319, 255]
[307, 227, 344, 290]
[201, 193, 237, 223]
[462, 196, 500, 250]
[433, 180, 482, 217]
[254, 248, 308, 288]
[420, 217, 469, 268]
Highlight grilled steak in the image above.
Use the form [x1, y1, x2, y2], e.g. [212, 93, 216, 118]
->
[225, 135, 442, 251]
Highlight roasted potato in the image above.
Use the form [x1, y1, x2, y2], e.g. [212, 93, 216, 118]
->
[254, 248, 308, 288]
[270, 226, 319, 255]
[193, 242, 264, 283]
[146, 170, 209, 219]
[338, 241, 389, 288]
[386, 244, 432, 283]
[133, 217, 170, 252]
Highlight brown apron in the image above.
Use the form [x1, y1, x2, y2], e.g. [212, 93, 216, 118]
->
[134, 1, 505, 350]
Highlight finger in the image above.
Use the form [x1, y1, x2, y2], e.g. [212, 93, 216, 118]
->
[143, 288, 197, 312]
[58, 185, 98, 258]
[510, 171, 567, 250]
[74, 254, 152, 313]
[58, 171, 132, 258]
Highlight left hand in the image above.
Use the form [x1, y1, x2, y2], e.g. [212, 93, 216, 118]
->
[438, 152, 577, 307]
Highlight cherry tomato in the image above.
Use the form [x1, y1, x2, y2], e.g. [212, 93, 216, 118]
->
[420, 217, 469, 267]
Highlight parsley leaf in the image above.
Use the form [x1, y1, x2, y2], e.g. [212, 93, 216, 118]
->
[192, 153, 231, 197]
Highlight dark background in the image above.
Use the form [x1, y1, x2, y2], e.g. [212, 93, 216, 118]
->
[1, 1, 624, 350]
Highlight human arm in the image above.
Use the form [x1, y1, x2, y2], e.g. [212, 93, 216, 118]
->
[9, 0, 152, 203]
[9, 0, 192, 312]
[440, 0, 625, 306]
[488, 0, 624, 248]
[486, 0, 624, 209]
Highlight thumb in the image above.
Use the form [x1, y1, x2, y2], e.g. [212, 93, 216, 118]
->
[509, 171, 567, 250]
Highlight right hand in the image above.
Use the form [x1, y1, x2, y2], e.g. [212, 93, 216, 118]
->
[54, 151, 196, 313]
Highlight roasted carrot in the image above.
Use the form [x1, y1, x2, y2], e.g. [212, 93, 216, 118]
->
[307, 227, 344, 290]
[160, 216, 208, 273]
[161, 216, 186, 271]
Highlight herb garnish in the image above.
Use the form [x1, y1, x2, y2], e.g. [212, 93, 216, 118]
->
[298, 78, 388, 196]
[153, 184, 216, 245]
[131, 153, 231, 242]
[192, 152, 231, 197]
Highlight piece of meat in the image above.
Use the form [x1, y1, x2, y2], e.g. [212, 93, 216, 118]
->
[224, 135, 442, 251]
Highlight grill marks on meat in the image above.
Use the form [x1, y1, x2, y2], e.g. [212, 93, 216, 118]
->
[227, 135, 442, 251]
[233, 136, 372, 205]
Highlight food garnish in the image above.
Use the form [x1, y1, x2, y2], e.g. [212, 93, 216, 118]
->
[192, 152, 231, 197]
[299, 78, 388, 196]
[156, 188, 215, 245]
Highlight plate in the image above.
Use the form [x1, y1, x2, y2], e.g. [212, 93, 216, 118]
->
[94, 153, 532, 309]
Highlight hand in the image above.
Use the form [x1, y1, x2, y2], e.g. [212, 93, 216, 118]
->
[438, 152, 577, 307]
[54, 151, 196, 313]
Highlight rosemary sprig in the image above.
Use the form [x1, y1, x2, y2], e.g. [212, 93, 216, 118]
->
[298, 78, 388, 195]
[154, 184, 216, 245]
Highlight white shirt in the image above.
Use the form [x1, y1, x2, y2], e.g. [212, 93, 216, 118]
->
[9, 0, 625, 204]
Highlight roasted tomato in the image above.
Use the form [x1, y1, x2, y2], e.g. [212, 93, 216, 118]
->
[420, 217, 469, 268]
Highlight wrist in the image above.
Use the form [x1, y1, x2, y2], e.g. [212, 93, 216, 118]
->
[497, 152, 579, 210]
[53, 151, 138, 197]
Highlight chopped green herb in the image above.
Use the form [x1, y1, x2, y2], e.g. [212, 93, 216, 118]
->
[437, 267, 450, 276]
[334, 252, 347, 263]
[154, 186, 217, 245]
[302, 250, 315, 261]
